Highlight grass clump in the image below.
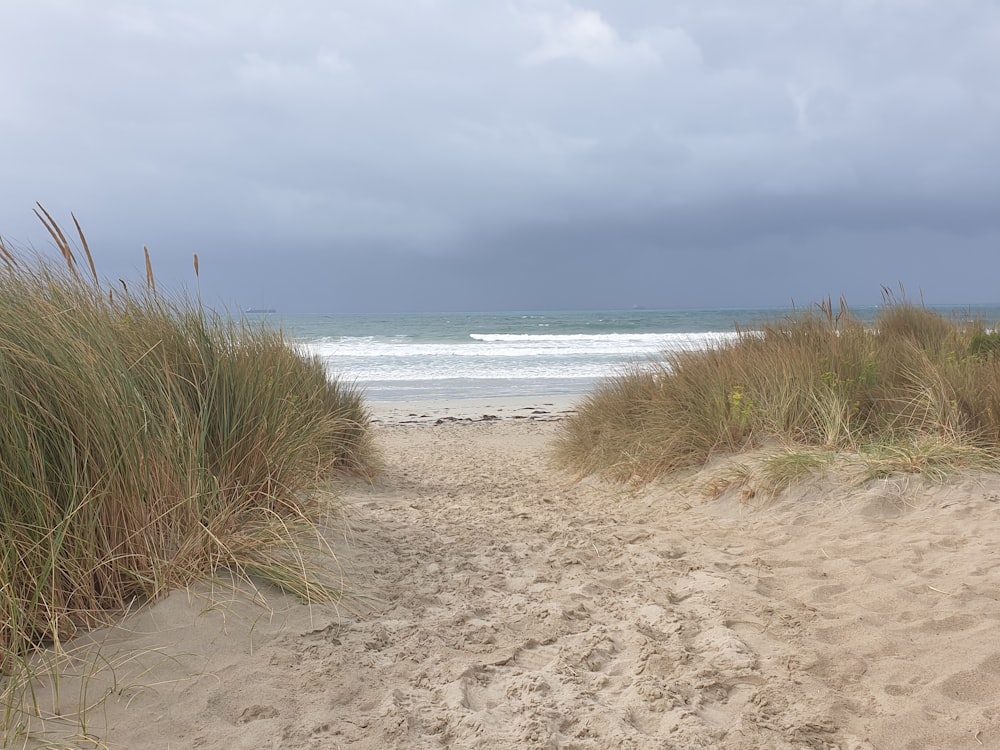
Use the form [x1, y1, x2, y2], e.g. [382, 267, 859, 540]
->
[0, 210, 374, 731]
[556, 296, 1000, 483]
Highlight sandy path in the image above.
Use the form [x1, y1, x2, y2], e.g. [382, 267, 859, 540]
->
[324, 422, 867, 749]
[22, 419, 1000, 749]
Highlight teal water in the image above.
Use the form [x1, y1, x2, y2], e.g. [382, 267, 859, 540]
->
[252, 305, 1000, 402]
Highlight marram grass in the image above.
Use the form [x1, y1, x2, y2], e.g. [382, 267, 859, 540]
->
[556, 297, 1000, 484]
[0, 210, 374, 742]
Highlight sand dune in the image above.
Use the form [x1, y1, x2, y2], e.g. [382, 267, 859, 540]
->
[21, 413, 1000, 749]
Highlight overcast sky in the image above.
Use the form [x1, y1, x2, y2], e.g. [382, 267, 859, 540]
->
[2, 1, 998, 312]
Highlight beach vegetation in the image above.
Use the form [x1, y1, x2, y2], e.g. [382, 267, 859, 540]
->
[0, 209, 374, 743]
[556, 296, 1000, 484]
[970, 330, 1000, 359]
[684, 442, 999, 506]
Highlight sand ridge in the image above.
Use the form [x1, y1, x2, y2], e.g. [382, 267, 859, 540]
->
[21, 417, 1000, 749]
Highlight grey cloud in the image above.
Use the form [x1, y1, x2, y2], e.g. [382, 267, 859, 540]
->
[1, 0, 998, 312]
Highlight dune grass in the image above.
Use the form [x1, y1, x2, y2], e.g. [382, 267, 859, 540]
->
[0, 210, 374, 740]
[556, 297, 1000, 484]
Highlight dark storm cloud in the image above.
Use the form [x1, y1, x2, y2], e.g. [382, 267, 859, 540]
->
[1, 0, 998, 311]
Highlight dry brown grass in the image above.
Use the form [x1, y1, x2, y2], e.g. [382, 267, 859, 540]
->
[556, 297, 1000, 483]
[0, 210, 375, 743]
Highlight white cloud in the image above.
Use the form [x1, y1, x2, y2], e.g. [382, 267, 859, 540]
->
[521, 4, 660, 70]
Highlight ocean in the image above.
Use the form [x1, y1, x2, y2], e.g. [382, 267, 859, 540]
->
[262, 306, 1000, 402]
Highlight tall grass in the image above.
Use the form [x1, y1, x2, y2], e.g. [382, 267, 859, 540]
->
[556, 297, 1000, 483]
[0, 211, 374, 722]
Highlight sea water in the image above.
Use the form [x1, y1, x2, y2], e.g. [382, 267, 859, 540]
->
[262, 306, 1000, 402]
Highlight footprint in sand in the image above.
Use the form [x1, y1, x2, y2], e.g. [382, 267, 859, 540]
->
[509, 639, 561, 671]
[236, 704, 279, 724]
[939, 669, 1000, 703]
[979, 652, 1000, 675]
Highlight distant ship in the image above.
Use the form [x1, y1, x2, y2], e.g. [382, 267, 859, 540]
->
[244, 307, 277, 314]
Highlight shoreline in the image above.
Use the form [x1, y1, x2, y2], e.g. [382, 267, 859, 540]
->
[368, 393, 582, 425]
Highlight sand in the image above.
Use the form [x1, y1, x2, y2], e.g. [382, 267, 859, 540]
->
[17, 401, 1000, 749]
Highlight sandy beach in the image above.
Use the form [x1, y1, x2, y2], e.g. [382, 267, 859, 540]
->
[21, 401, 1000, 749]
